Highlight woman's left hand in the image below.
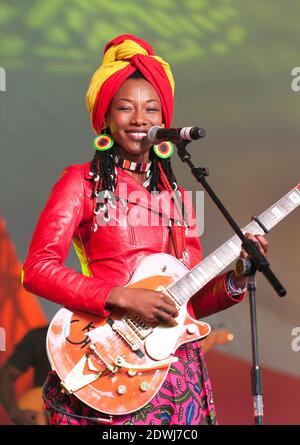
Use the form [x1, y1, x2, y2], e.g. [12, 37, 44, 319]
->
[233, 232, 269, 288]
[240, 232, 269, 259]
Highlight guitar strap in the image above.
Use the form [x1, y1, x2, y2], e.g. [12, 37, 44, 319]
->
[168, 225, 184, 260]
[167, 189, 188, 261]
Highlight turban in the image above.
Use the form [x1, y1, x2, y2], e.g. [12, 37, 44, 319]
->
[86, 34, 175, 135]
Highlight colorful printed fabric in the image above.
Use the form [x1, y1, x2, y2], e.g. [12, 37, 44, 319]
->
[43, 341, 217, 425]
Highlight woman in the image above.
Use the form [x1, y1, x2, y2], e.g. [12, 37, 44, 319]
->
[22, 34, 268, 425]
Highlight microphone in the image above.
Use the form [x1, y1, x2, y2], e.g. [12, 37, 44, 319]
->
[147, 125, 206, 144]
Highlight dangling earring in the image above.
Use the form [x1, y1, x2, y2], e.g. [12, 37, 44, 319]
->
[153, 141, 174, 159]
[93, 129, 114, 151]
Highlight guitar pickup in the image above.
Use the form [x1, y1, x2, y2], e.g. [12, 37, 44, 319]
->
[122, 313, 153, 340]
[106, 318, 144, 358]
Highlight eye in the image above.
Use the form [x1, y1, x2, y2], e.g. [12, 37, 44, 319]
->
[117, 106, 132, 111]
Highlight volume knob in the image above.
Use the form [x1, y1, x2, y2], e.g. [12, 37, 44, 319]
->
[187, 324, 198, 335]
[117, 385, 127, 395]
[140, 382, 150, 392]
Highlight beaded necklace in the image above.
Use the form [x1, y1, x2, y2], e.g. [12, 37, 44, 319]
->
[115, 156, 152, 173]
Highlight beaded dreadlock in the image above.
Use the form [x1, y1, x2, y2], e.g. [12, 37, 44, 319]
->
[89, 71, 189, 252]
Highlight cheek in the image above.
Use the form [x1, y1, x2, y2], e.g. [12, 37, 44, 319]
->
[152, 112, 164, 126]
[107, 112, 127, 134]
[109, 121, 118, 134]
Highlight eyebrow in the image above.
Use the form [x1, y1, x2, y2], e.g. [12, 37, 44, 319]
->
[114, 98, 160, 104]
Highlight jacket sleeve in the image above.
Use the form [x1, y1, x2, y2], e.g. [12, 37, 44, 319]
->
[180, 188, 246, 319]
[22, 165, 112, 317]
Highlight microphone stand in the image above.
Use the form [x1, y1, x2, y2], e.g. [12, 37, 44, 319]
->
[175, 138, 286, 425]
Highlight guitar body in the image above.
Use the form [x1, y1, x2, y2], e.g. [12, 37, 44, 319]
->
[47, 253, 211, 415]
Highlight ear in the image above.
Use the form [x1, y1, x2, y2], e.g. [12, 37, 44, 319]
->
[103, 112, 109, 129]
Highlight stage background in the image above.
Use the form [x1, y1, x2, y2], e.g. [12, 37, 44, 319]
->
[1, 0, 299, 424]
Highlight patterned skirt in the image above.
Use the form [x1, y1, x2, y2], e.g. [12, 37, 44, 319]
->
[43, 342, 216, 425]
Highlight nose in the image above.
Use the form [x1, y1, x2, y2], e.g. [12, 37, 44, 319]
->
[130, 108, 147, 126]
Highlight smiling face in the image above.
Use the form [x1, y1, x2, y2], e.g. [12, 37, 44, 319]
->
[105, 78, 164, 163]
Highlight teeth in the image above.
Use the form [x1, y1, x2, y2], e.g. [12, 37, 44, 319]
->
[128, 132, 147, 138]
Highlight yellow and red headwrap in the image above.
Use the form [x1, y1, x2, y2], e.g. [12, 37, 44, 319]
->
[86, 34, 175, 135]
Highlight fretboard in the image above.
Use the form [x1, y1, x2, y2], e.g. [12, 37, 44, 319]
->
[168, 184, 300, 305]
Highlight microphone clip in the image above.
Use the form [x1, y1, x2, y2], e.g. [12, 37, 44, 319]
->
[175, 138, 210, 178]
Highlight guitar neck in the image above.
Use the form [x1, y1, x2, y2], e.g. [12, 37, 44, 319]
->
[168, 184, 300, 304]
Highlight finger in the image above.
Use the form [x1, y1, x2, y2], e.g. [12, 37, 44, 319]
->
[254, 235, 269, 254]
[159, 292, 178, 310]
[240, 249, 248, 259]
[243, 233, 264, 255]
[242, 233, 268, 258]
[158, 302, 179, 318]
[155, 309, 178, 326]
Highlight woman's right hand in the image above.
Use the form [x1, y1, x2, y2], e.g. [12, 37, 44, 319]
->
[106, 286, 179, 327]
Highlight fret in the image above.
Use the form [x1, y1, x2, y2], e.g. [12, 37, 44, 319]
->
[198, 264, 213, 281]
[272, 206, 283, 218]
[184, 274, 200, 294]
[288, 190, 300, 205]
[176, 275, 194, 294]
[260, 212, 282, 231]
[168, 290, 184, 307]
[173, 280, 190, 300]
[195, 265, 210, 281]
[216, 244, 235, 263]
[258, 187, 300, 231]
[166, 184, 300, 307]
[190, 268, 207, 286]
[208, 242, 236, 266]
[200, 258, 218, 278]
[284, 199, 299, 214]
[227, 239, 240, 255]
[190, 268, 205, 283]
[168, 287, 185, 305]
[169, 275, 197, 302]
[211, 254, 224, 268]
[188, 271, 203, 288]
[244, 221, 264, 235]
[184, 279, 199, 296]
[278, 198, 292, 212]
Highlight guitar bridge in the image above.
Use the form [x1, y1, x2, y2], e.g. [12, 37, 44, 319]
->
[106, 318, 144, 358]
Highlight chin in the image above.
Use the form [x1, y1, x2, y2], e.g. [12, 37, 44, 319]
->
[121, 142, 150, 157]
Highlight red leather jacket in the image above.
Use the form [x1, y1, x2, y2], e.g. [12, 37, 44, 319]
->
[23, 162, 244, 319]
